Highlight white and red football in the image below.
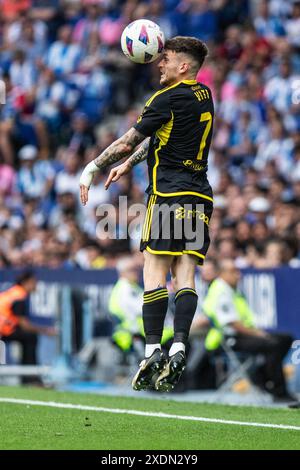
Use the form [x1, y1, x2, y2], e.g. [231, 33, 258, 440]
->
[121, 19, 165, 64]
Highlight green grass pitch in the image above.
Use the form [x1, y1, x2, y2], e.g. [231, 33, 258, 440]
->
[0, 385, 299, 450]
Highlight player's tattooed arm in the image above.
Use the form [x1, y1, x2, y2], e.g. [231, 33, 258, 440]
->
[94, 128, 146, 169]
[127, 137, 150, 168]
[79, 128, 146, 205]
[104, 138, 150, 190]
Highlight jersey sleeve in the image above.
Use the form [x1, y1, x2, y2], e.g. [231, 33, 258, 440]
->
[134, 91, 172, 136]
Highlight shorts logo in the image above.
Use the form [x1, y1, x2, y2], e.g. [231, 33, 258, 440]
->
[183, 160, 205, 171]
[175, 207, 210, 225]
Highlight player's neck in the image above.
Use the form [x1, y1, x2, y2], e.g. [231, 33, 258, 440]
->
[174, 75, 197, 85]
[162, 75, 197, 87]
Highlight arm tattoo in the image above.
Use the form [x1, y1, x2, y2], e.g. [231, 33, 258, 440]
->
[127, 138, 150, 168]
[94, 127, 146, 169]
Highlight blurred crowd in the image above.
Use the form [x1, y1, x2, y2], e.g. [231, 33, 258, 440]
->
[0, 0, 300, 270]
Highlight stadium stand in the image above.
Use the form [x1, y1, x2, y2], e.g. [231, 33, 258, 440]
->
[0, 0, 299, 270]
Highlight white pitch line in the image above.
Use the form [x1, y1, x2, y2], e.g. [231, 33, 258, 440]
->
[0, 397, 299, 432]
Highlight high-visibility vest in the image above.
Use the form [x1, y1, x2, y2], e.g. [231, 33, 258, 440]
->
[108, 279, 144, 351]
[202, 279, 255, 351]
[0, 285, 27, 336]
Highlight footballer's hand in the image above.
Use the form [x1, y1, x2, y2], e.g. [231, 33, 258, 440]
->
[79, 160, 100, 205]
[105, 161, 132, 190]
[80, 184, 89, 206]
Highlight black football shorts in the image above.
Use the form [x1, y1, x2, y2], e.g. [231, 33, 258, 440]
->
[140, 193, 213, 265]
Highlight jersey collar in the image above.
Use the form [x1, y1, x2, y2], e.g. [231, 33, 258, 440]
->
[181, 80, 198, 85]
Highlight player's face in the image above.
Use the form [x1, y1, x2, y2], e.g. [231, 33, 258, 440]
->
[158, 50, 184, 86]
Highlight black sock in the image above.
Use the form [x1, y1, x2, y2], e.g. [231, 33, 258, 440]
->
[143, 287, 169, 344]
[174, 288, 198, 344]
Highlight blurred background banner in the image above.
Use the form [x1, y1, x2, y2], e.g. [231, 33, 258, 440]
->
[1, 266, 299, 337]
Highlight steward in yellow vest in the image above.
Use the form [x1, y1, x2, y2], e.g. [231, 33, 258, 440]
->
[201, 259, 295, 402]
[203, 278, 255, 351]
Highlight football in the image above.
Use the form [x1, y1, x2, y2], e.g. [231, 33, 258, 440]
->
[121, 19, 165, 64]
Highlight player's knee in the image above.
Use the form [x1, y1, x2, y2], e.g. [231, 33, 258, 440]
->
[143, 272, 167, 291]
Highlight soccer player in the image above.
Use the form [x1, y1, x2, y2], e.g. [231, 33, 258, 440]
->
[79, 37, 214, 392]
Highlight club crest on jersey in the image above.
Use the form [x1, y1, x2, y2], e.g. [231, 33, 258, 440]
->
[139, 25, 149, 45]
[126, 37, 134, 56]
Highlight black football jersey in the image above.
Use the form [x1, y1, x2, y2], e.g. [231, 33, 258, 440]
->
[134, 80, 214, 201]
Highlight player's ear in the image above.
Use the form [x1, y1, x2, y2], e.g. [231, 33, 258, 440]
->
[179, 62, 189, 74]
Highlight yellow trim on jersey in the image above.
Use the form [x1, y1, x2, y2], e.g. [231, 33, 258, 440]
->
[144, 80, 213, 203]
[145, 82, 182, 108]
[182, 80, 198, 85]
[153, 112, 174, 194]
[145, 80, 199, 108]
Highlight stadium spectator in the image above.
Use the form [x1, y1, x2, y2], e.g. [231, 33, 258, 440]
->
[46, 24, 82, 76]
[285, 1, 300, 47]
[54, 149, 82, 196]
[254, 0, 286, 41]
[0, 151, 16, 197]
[0, 0, 298, 272]
[202, 258, 295, 402]
[17, 145, 55, 199]
[0, 270, 56, 382]
[108, 256, 144, 354]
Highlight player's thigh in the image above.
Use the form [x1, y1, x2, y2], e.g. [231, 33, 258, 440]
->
[143, 250, 173, 291]
[173, 254, 198, 290]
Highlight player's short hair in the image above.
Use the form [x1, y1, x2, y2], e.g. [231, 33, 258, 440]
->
[164, 36, 209, 69]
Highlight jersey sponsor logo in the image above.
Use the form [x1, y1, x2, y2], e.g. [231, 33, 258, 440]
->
[183, 160, 205, 171]
[175, 207, 210, 225]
